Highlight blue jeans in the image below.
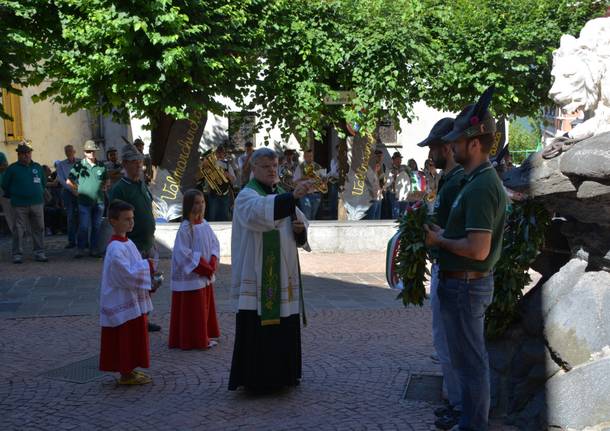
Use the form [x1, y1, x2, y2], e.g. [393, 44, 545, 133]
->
[392, 200, 408, 219]
[299, 193, 321, 220]
[207, 193, 230, 221]
[61, 189, 78, 245]
[383, 191, 396, 219]
[364, 200, 381, 220]
[77, 203, 104, 252]
[430, 264, 461, 410]
[328, 183, 339, 220]
[438, 274, 494, 431]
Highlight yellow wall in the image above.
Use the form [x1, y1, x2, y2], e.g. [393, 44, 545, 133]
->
[1, 83, 92, 167]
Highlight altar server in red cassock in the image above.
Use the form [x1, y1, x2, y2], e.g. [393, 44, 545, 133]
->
[169, 189, 221, 350]
[99, 199, 157, 385]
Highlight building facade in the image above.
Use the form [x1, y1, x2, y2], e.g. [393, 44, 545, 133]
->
[1, 84, 130, 165]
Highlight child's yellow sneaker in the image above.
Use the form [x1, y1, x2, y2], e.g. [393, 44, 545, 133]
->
[117, 373, 152, 385]
[132, 370, 150, 379]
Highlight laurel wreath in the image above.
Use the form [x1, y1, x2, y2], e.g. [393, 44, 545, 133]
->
[394, 201, 430, 307]
[393, 197, 549, 326]
[485, 200, 550, 339]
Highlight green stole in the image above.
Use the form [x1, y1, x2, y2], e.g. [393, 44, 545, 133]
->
[245, 179, 306, 327]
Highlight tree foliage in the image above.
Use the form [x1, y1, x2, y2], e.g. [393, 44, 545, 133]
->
[0, 0, 59, 119]
[29, 0, 265, 125]
[420, 0, 607, 117]
[249, 0, 431, 143]
[0, 0, 606, 135]
[509, 119, 541, 165]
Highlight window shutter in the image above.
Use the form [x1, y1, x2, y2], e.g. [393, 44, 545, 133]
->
[2, 88, 24, 142]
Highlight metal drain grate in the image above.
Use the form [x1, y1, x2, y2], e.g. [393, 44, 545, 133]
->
[41, 355, 105, 384]
[403, 373, 443, 403]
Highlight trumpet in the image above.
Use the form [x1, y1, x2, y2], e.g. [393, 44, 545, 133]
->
[199, 149, 230, 195]
[302, 163, 328, 194]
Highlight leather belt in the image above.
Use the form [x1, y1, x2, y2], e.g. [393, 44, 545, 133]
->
[440, 270, 490, 281]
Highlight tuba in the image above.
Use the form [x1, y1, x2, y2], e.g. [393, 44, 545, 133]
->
[199, 149, 230, 195]
[302, 163, 328, 193]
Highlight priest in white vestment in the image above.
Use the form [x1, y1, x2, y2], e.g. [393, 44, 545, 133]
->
[228, 147, 313, 391]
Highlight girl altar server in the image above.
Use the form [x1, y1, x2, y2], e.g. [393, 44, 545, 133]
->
[99, 200, 157, 385]
[169, 189, 221, 349]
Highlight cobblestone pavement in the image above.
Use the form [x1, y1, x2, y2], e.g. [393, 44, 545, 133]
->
[0, 237, 516, 430]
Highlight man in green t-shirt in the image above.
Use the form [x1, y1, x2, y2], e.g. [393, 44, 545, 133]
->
[67, 140, 108, 258]
[1, 142, 48, 263]
[109, 143, 160, 332]
[424, 87, 507, 431]
[417, 117, 465, 429]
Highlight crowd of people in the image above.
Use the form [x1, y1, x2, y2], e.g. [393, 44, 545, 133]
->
[197, 141, 441, 223]
[1, 85, 511, 429]
[0, 139, 156, 265]
[99, 147, 312, 391]
[98, 83, 508, 431]
[0, 136, 443, 262]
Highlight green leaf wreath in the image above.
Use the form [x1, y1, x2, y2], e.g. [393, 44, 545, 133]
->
[394, 201, 430, 306]
[485, 199, 550, 339]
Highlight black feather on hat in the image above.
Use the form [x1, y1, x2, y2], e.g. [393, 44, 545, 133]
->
[442, 86, 496, 142]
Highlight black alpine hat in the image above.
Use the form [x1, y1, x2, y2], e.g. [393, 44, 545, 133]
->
[16, 141, 33, 153]
[442, 86, 496, 142]
[417, 118, 455, 147]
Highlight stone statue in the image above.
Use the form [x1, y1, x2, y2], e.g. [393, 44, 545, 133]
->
[549, 17, 610, 141]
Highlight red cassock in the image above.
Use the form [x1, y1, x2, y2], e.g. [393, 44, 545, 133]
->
[169, 285, 220, 349]
[169, 219, 221, 350]
[99, 314, 150, 374]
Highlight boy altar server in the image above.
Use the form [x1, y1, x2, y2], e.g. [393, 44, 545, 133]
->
[99, 200, 158, 385]
[228, 148, 313, 391]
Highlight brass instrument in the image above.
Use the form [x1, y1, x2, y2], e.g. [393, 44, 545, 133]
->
[199, 149, 230, 195]
[279, 164, 295, 191]
[302, 163, 328, 193]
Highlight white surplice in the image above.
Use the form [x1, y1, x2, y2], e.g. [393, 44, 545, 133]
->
[231, 187, 310, 317]
[99, 239, 153, 327]
[171, 220, 220, 292]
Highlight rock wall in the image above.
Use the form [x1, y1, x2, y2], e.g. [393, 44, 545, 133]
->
[491, 132, 610, 430]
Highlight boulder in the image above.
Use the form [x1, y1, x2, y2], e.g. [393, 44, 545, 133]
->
[545, 357, 610, 430]
[561, 223, 610, 268]
[502, 152, 576, 197]
[577, 181, 610, 200]
[540, 258, 587, 318]
[560, 132, 610, 180]
[544, 271, 610, 368]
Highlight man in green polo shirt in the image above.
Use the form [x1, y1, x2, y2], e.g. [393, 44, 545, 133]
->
[1, 142, 48, 263]
[424, 87, 507, 431]
[109, 143, 159, 331]
[67, 140, 108, 258]
[417, 117, 465, 429]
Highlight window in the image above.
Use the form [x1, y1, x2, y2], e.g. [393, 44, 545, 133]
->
[1, 88, 24, 142]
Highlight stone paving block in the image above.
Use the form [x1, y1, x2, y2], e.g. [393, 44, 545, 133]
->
[2, 289, 31, 300]
[0, 301, 21, 312]
[34, 277, 60, 288]
[0, 250, 518, 430]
